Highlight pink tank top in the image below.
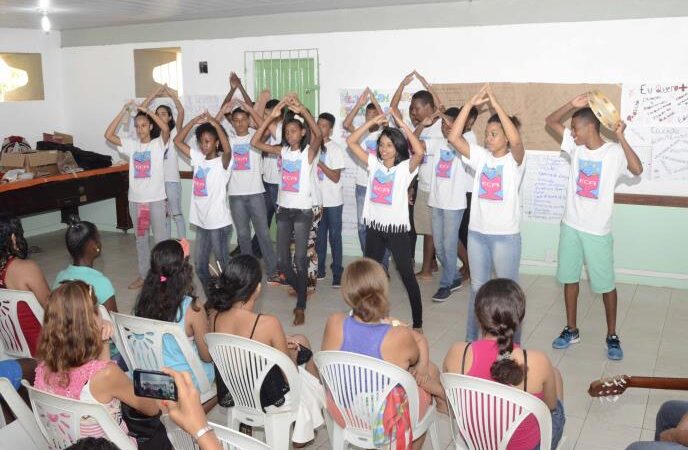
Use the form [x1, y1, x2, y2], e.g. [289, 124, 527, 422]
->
[463, 339, 543, 450]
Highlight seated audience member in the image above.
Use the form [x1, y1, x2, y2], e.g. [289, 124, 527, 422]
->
[626, 401, 688, 449]
[0, 358, 37, 424]
[321, 257, 445, 450]
[65, 438, 121, 450]
[0, 213, 50, 356]
[443, 278, 565, 450]
[34, 281, 163, 448]
[207, 254, 324, 447]
[54, 215, 118, 312]
[133, 239, 215, 390]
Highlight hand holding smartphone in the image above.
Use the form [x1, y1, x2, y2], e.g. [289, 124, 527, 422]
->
[133, 369, 178, 401]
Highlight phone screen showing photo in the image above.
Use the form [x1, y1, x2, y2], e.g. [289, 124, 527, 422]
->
[133, 369, 178, 401]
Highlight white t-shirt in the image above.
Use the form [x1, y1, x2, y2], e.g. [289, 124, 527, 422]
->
[463, 144, 525, 235]
[316, 140, 346, 207]
[228, 130, 265, 196]
[278, 146, 315, 210]
[189, 146, 233, 230]
[561, 128, 631, 235]
[353, 130, 381, 187]
[463, 130, 478, 193]
[163, 128, 181, 183]
[406, 119, 442, 192]
[263, 121, 283, 185]
[427, 139, 468, 210]
[118, 136, 167, 203]
[362, 154, 418, 233]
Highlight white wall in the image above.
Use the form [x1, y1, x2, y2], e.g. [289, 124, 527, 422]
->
[0, 28, 64, 145]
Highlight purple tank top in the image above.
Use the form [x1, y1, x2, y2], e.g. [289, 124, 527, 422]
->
[340, 316, 391, 359]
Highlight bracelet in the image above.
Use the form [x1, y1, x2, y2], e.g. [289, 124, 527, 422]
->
[193, 425, 213, 441]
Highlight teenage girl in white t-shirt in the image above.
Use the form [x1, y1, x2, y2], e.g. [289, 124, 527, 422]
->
[173, 111, 232, 298]
[251, 95, 323, 327]
[447, 85, 526, 342]
[346, 111, 426, 331]
[105, 101, 171, 290]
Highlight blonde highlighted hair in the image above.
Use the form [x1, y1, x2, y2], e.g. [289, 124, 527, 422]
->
[37, 280, 103, 387]
[341, 258, 390, 322]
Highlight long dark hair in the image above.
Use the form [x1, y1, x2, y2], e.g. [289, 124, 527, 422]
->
[134, 240, 198, 322]
[475, 278, 526, 386]
[377, 127, 410, 166]
[151, 104, 176, 139]
[0, 213, 28, 272]
[281, 109, 310, 151]
[206, 255, 262, 312]
[65, 214, 98, 261]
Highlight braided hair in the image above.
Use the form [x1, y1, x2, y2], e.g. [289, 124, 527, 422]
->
[474, 278, 526, 386]
[134, 239, 198, 322]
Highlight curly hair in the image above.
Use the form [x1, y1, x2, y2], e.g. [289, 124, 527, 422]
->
[0, 213, 28, 273]
[341, 257, 390, 322]
[37, 280, 102, 387]
[134, 239, 198, 322]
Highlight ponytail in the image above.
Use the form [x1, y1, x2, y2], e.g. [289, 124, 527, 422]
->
[475, 278, 526, 387]
[206, 255, 262, 313]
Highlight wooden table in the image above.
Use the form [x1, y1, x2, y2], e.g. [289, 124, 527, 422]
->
[0, 164, 132, 230]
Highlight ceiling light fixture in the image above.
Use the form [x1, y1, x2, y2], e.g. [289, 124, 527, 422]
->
[41, 13, 51, 32]
[37, 0, 51, 33]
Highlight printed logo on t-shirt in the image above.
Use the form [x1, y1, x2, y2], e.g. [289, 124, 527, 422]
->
[576, 159, 602, 199]
[281, 159, 302, 192]
[365, 139, 378, 156]
[193, 167, 210, 197]
[133, 150, 151, 179]
[232, 144, 251, 171]
[436, 149, 455, 179]
[317, 152, 326, 181]
[370, 170, 395, 205]
[478, 165, 504, 201]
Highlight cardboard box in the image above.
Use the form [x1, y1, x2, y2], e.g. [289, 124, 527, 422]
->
[42, 131, 74, 145]
[1, 150, 59, 177]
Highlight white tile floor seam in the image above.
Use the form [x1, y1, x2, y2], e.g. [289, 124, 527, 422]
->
[23, 230, 688, 450]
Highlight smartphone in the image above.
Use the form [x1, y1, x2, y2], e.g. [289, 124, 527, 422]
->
[133, 369, 178, 401]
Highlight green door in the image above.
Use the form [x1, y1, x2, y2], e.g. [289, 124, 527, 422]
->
[252, 57, 318, 115]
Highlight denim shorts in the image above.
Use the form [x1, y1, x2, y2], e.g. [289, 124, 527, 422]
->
[533, 399, 565, 450]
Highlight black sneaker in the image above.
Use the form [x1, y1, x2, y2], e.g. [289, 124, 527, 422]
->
[332, 279, 341, 288]
[449, 278, 463, 292]
[432, 287, 452, 302]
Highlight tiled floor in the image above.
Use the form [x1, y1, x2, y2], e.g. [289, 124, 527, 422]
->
[27, 230, 688, 450]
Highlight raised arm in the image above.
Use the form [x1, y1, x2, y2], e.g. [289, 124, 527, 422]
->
[486, 85, 525, 165]
[254, 89, 270, 119]
[174, 113, 206, 159]
[346, 115, 388, 165]
[342, 88, 370, 133]
[165, 84, 185, 130]
[545, 94, 588, 141]
[104, 101, 133, 147]
[391, 109, 425, 173]
[140, 85, 164, 109]
[237, 99, 264, 128]
[251, 100, 285, 156]
[140, 105, 170, 144]
[368, 89, 385, 116]
[208, 114, 232, 170]
[230, 72, 253, 105]
[415, 71, 445, 112]
[287, 96, 322, 164]
[390, 72, 414, 120]
[448, 86, 489, 159]
[413, 111, 440, 138]
[615, 121, 643, 176]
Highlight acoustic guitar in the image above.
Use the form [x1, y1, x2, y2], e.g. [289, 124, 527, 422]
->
[588, 375, 688, 399]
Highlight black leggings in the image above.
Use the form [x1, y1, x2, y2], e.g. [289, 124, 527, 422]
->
[459, 192, 472, 249]
[364, 226, 423, 328]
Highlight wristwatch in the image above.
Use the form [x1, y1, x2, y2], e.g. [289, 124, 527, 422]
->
[194, 424, 214, 441]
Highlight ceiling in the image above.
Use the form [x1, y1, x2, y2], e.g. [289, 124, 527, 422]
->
[0, 0, 466, 30]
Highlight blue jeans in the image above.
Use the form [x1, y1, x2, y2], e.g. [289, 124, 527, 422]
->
[626, 401, 688, 450]
[465, 230, 522, 342]
[315, 205, 344, 283]
[195, 225, 232, 297]
[229, 193, 277, 276]
[355, 184, 390, 269]
[165, 181, 186, 238]
[431, 207, 465, 289]
[252, 182, 279, 256]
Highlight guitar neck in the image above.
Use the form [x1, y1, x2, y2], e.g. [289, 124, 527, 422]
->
[628, 377, 688, 391]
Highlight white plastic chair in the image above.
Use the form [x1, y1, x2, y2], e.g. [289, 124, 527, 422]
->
[205, 333, 301, 450]
[0, 377, 49, 449]
[441, 373, 564, 450]
[0, 289, 44, 358]
[161, 415, 271, 450]
[314, 350, 440, 449]
[110, 312, 216, 403]
[97, 305, 130, 369]
[22, 380, 136, 450]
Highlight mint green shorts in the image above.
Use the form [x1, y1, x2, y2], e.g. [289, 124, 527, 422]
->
[556, 223, 615, 294]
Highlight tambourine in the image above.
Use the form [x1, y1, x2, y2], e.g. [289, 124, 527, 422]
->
[587, 90, 620, 131]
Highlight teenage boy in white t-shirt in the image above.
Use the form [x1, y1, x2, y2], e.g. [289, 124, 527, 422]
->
[545, 94, 643, 361]
[342, 88, 391, 269]
[314, 112, 346, 287]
